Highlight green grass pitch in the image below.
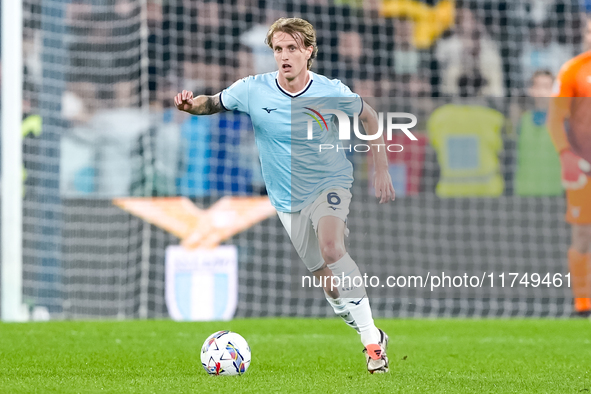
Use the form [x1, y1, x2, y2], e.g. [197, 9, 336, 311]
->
[1, 318, 590, 393]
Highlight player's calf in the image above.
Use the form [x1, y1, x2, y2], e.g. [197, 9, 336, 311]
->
[568, 227, 591, 315]
[313, 265, 340, 299]
[327, 253, 381, 346]
[325, 295, 359, 331]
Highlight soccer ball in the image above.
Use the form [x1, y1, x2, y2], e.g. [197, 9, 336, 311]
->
[200, 330, 251, 376]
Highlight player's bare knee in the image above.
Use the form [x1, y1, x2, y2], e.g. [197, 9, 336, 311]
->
[320, 241, 346, 264]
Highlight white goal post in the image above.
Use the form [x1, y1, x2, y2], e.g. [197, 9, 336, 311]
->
[1, 0, 25, 322]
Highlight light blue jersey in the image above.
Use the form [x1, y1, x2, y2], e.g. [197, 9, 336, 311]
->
[220, 71, 362, 212]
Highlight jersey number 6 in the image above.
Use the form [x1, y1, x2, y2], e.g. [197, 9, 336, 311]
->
[327, 192, 341, 205]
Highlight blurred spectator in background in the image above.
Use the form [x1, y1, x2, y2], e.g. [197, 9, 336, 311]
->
[457, 70, 487, 97]
[428, 72, 505, 197]
[390, 71, 434, 123]
[390, 18, 425, 96]
[147, 0, 165, 108]
[181, 1, 235, 95]
[61, 86, 92, 125]
[183, 62, 223, 97]
[436, 7, 505, 96]
[406, 72, 435, 127]
[524, 0, 560, 24]
[334, 0, 363, 8]
[67, 1, 141, 112]
[392, 18, 423, 76]
[339, 30, 364, 64]
[362, 0, 380, 13]
[521, 22, 573, 82]
[337, 29, 365, 86]
[240, 8, 283, 74]
[352, 79, 378, 97]
[408, 71, 433, 98]
[235, 49, 256, 80]
[520, 0, 584, 45]
[514, 70, 563, 196]
[23, 11, 41, 113]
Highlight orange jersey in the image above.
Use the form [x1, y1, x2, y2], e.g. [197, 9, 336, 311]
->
[552, 51, 591, 164]
[552, 51, 591, 225]
[554, 51, 591, 97]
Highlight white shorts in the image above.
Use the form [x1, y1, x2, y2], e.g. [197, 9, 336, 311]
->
[277, 188, 352, 272]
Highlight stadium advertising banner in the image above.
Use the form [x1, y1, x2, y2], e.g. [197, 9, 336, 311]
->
[165, 245, 238, 321]
[112, 196, 275, 320]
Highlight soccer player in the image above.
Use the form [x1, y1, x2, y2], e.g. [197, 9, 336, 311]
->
[174, 17, 395, 372]
[547, 17, 591, 317]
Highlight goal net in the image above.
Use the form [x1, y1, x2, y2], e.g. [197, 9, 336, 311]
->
[1, 0, 585, 319]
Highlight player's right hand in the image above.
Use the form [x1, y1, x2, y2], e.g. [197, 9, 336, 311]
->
[560, 149, 590, 190]
[174, 90, 194, 112]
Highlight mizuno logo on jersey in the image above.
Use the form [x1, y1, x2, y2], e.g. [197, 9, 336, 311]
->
[262, 107, 277, 113]
[328, 206, 340, 210]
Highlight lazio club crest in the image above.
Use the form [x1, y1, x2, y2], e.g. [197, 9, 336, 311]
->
[165, 245, 238, 321]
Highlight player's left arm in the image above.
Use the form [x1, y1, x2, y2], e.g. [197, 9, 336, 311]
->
[547, 77, 590, 189]
[359, 101, 396, 203]
[547, 95, 572, 155]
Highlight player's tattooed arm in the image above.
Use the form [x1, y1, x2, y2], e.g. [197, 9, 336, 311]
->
[174, 90, 226, 115]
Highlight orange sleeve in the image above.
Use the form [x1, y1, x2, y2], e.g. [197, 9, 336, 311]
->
[553, 62, 577, 98]
[547, 63, 576, 153]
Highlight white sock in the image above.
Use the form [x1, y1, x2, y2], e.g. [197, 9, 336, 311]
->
[325, 295, 359, 332]
[327, 253, 380, 347]
[348, 298, 381, 346]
